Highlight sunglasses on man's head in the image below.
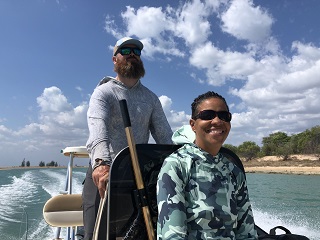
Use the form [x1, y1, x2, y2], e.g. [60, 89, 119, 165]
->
[193, 110, 232, 122]
[114, 47, 141, 56]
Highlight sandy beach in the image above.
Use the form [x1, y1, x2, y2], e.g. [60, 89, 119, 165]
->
[243, 154, 320, 175]
[245, 166, 320, 175]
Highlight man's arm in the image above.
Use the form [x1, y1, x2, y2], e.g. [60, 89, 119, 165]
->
[150, 97, 173, 144]
[86, 88, 113, 168]
[86, 88, 112, 198]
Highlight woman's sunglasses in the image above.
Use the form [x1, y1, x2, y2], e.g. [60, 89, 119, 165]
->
[193, 110, 232, 122]
[114, 47, 141, 56]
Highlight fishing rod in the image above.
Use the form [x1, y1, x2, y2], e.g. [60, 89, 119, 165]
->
[19, 207, 28, 240]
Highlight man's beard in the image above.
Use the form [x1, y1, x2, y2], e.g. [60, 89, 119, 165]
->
[114, 57, 145, 79]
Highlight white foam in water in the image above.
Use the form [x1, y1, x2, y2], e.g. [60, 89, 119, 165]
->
[254, 209, 320, 240]
[26, 218, 55, 240]
[16, 169, 85, 240]
[72, 171, 86, 194]
[40, 169, 86, 196]
[2, 168, 319, 240]
[0, 171, 37, 223]
[40, 169, 70, 196]
[33, 169, 85, 239]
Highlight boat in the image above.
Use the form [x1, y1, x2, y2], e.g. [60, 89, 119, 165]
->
[43, 100, 309, 240]
[43, 143, 312, 240]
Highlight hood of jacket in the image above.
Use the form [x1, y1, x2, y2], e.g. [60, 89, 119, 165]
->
[172, 125, 196, 144]
[97, 76, 114, 86]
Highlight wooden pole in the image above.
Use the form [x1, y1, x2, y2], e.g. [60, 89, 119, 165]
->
[93, 185, 108, 240]
[119, 99, 155, 240]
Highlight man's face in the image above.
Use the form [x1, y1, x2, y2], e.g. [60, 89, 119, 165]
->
[113, 44, 145, 79]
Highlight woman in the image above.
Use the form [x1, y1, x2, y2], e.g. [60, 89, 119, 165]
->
[157, 91, 258, 239]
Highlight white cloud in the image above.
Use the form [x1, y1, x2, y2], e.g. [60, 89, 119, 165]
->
[159, 95, 190, 130]
[36, 87, 88, 132]
[159, 95, 172, 111]
[174, 0, 213, 46]
[292, 41, 320, 60]
[113, 6, 182, 59]
[76, 86, 83, 92]
[102, 0, 320, 147]
[190, 42, 257, 85]
[37, 87, 72, 112]
[3, 0, 319, 167]
[0, 88, 188, 166]
[104, 0, 223, 59]
[227, 40, 320, 145]
[221, 0, 274, 42]
[122, 6, 169, 39]
[0, 87, 89, 167]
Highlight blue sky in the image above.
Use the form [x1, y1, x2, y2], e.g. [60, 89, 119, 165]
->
[0, 0, 319, 167]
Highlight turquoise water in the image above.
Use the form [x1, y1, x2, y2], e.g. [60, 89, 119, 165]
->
[247, 173, 320, 238]
[0, 168, 319, 239]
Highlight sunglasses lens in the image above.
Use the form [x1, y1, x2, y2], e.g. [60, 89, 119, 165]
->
[196, 110, 231, 122]
[217, 111, 232, 122]
[120, 48, 131, 55]
[199, 111, 216, 120]
[119, 48, 141, 56]
[133, 48, 141, 56]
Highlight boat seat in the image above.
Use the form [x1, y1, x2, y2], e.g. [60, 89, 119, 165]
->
[62, 146, 89, 158]
[43, 194, 83, 227]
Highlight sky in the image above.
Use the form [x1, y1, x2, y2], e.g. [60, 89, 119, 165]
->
[0, 0, 319, 167]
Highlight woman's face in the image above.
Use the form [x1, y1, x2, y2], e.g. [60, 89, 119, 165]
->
[190, 97, 231, 155]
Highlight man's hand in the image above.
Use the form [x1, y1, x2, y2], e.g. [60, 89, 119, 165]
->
[92, 164, 110, 198]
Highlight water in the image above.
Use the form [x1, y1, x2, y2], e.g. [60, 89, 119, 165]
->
[247, 173, 320, 239]
[0, 168, 86, 240]
[0, 168, 319, 240]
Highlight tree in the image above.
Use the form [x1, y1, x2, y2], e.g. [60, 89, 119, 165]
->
[26, 161, 30, 167]
[237, 141, 260, 161]
[46, 161, 56, 167]
[39, 161, 45, 167]
[308, 126, 320, 154]
[290, 126, 320, 154]
[20, 158, 26, 167]
[223, 144, 238, 155]
[262, 132, 291, 159]
[292, 130, 312, 154]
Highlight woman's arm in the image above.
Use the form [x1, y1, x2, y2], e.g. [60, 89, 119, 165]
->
[157, 157, 188, 240]
[235, 178, 258, 239]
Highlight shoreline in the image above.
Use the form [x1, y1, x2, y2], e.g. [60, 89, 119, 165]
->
[1, 166, 320, 175]
[245, 166, 320, 175]
[2, 153, 320, 175]
[0, 166, 87, 171]
[243, 154, 320, 175]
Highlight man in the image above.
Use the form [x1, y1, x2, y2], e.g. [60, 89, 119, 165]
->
[82, 37, 173, 240]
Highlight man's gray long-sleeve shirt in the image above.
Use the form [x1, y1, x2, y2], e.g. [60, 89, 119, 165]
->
[86, 76, 173, 168]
